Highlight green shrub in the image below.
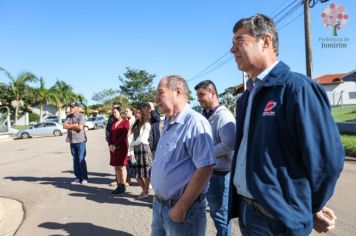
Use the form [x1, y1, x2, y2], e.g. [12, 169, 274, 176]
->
[341, 135, 356, 157]
[12, 125, 30, 130]
[29, 112, 40, 123]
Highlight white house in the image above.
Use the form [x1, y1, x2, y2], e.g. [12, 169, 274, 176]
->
[30, 104, 66, 121]
[314, 70, 356, 106]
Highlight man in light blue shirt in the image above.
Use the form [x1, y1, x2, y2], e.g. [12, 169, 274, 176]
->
[151, 75, 216, 236]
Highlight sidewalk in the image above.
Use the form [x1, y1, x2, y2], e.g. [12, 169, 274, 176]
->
[0, 134, 14, 143]
[0, 197, 24, 236]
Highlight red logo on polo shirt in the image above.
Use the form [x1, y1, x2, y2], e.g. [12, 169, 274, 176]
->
[263, 100, 277, 116]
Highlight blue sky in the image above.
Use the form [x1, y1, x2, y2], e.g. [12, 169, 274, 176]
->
[0, 0, 354, 105]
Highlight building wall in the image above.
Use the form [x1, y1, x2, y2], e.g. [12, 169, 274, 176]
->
[322, 81, 356, 106]
[30, 104, 66, 120]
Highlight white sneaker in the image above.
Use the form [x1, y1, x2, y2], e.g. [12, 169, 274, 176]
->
[71, 179, 81, 185]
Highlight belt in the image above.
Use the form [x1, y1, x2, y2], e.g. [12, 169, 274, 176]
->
[154, 194, 206, 207]
[238, 195, 276, 220]
[212, 170, 230, 176]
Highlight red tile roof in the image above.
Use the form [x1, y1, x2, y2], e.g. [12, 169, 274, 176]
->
[314, 73, 344, 85]
[233, 83, 245, 95]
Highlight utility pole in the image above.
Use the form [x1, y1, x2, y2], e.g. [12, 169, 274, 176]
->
[304, 0, 313, 78]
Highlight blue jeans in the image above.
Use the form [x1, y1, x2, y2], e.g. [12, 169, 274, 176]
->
[70, 142, 88, 181]
[151, 197, 207, 236]
[206, 172, 231, 236]
[238, 200, 286, 236]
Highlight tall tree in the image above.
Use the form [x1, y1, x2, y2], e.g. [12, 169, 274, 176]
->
[0, 67, 38, 124]
[30, 77, 56, 122]
[219, 86, 237, 115]
[50, 80, 77, 122]
[0, 83, 11, 113]
[92, 88, 119, 104]
[75, 93, 88, 114]
[118, 68, 156, 106]
[0, 82, 7, 102]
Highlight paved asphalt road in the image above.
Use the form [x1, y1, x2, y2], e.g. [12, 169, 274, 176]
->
[0, 129, 355, 235]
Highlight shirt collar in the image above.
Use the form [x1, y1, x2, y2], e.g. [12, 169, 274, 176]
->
[169, 104, 190, 125]
[256, 60, 279, 81]
[202, 105, 220, 119]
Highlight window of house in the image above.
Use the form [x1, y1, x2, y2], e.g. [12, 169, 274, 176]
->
[349, 92, 356, 99]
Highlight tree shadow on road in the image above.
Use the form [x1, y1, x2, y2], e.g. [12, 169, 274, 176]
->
[39, 222, 134, 236]
[4, 174, 152, 208]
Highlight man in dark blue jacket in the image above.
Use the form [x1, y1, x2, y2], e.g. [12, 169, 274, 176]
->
[228, 14, 344, 235]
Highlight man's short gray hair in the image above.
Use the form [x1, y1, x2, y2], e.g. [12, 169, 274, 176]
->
[233, 14, 279, 56]
[164, 75, 190, 98]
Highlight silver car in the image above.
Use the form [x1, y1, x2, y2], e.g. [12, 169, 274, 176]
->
[85, 116, 105, 130]
[44, 115, 59, 122]
[16, 122, 66, 139]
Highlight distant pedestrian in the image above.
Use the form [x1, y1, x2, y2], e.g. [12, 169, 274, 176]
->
[125, 107, 136, 185]
[147, 101, 161, 159]
[130, 105, 153, 199]
[151, 75, 215, 236]
[63, 102, 88, 185]
[228, 14, 344, 235]
[195, 80, 236, 236]
[108, 106, 130, 194]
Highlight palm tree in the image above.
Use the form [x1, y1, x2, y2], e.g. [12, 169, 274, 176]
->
[30, 77, 57, 122]
[50, 80, 77, 122]
[0, 82, 7, 100]
[0, 67, 38, 124]
[75, 93, 88, 114]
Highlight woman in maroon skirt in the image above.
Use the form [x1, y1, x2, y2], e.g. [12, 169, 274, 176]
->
[108, 106, 130, 194]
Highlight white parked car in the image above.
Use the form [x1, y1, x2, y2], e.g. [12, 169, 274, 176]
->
[16, 122, 66, 139]
[44, 115, 59, 122]
[85, 116, 105, 130]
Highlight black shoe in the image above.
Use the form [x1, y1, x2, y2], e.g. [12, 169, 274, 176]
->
[112, 184, 125, 194]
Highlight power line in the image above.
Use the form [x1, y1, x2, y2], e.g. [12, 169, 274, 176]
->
[269, 0, 293, 17]
[188, 1, 305, 82]
[279, 11, 303, 31]
[272, 0, 300, 19]
[275, 1, 303, 25]
[187, 52, 231, 82]
[187, 55, 233, 82]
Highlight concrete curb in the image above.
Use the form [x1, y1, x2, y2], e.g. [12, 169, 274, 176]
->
[337, 122, 356, 134]
[0, 197, 24, 236]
